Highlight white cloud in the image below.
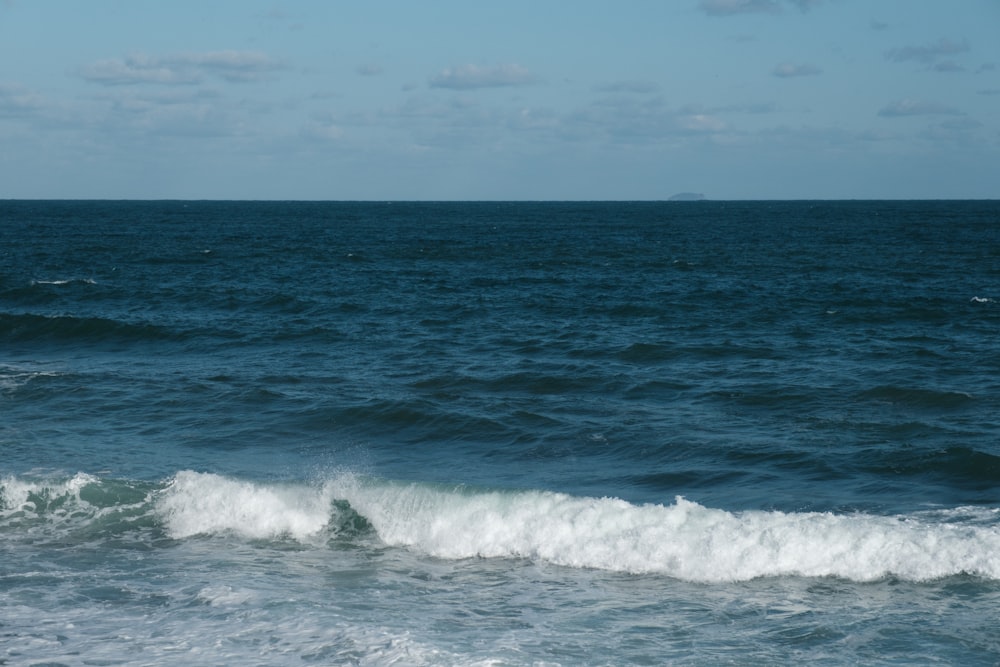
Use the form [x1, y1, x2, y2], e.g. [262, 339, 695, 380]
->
[81, 55, 199, 85]
[886, 39, 970, 64]
[772, 63, 822, 78]
[177, 51, 283, 82]
[428, 64, 535, 90]
[877, 99, 962, 117]
[679, 113, 727, 132]
[80, 51, 283, 86]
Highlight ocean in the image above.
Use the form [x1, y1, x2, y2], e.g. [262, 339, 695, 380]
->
[2, 199, 999, 665]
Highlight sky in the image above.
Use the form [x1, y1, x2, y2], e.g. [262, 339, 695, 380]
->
[1, 0, 998, 200]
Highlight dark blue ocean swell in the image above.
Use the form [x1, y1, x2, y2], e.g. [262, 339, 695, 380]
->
[2, 201, 1000, 513]
[5, 199, 1000, 666]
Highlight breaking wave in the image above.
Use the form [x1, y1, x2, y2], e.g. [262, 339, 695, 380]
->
[3, 471, 999, 583]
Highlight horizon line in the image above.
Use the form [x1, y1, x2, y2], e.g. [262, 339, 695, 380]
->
[2, 197, 998, 203]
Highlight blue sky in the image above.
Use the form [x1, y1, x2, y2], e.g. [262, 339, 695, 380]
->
[1, 0, 998, 199]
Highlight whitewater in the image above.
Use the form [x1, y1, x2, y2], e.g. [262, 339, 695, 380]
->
[7, 471, 1000, 582]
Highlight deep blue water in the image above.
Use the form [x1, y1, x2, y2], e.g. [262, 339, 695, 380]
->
[2, 200, 1000, 665]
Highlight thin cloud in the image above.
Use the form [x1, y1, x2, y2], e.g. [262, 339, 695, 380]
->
[429, 64, 535, 90]
[96, 88, 222, 107]
[720, 102, 779, 114]
[886, 38, 970, 64]
[680, 102, 778, 115]
[773, 63, 822, 78]
[80, 51, 283, 86]
[878, 99, 962, 117]
[301, 120, 344, 141]
[81, 55, 199, 85]
[699, 0, 822, 16]
[938, 118, 982, 131]
[261, 8, 291, 20]
[0, 83, 44, 116]
[932, 61, 965, 73]
[788, 0, 823, 10]
[593, 81, 660, 94]
[570, 95, 731, 145]
[178, 51, 283, 82]
[87, 89, 243, 139]
[700, 0, 781, 15]
[357, 64, 383, 77]
[679, 113, 726, 132]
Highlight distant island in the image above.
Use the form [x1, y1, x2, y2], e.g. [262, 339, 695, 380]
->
[668, 192, 706, 201]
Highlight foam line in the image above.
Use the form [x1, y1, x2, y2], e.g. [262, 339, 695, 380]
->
[6, 471, 1000, 583]
[326, 475, 1000, 582]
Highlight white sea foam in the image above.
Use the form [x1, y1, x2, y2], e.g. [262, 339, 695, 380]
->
[0, 365, 63, 392]
[10, 471, 1000, 584]
[196, 585, 257, 607]
[157, 471, 335, 541]
[3, 595, 465, 667]
[0, 472, 98, 513]
[325, 475, 1000, 583]
[30, 278, 97, 286]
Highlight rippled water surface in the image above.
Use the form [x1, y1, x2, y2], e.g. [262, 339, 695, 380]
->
[3, 200, 1000, 665]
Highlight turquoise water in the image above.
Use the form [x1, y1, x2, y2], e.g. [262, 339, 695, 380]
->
[3, 200, 1000, 665]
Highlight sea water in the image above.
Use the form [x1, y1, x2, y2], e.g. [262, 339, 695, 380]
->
[2, 200, 999, 665]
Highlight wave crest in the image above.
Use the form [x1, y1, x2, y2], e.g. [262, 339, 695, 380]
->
[325, 475, 1000, 582]
[157, 471, 342, 541]
[5, 471, 1000, 583]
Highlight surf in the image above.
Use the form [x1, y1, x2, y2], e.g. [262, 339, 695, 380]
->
[6, 471, 999, 584]
[322, 473, 1000, 582]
